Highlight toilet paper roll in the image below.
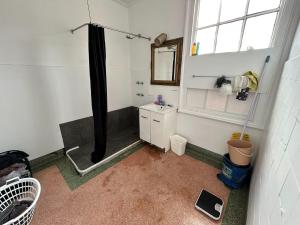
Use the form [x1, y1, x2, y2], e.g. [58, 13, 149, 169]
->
[220, 83, 233, 96]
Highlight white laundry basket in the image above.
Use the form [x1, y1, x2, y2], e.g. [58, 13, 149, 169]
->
[0, 177, 41, 225]
[171, 135, 187, 156]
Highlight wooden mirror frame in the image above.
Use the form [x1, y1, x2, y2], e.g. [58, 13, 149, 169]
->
[151, 37, 183, 86]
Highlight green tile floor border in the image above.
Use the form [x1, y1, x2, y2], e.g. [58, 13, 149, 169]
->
[31, 141, 249, 224]
[222, 186, 249, 225]
[185, 143, 249, 225]
[31, 149, 65, 172]
[31, 142, 145, 190]
[185, 143, 223, 169]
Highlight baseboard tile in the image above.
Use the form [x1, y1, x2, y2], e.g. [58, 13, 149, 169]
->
[30, 149, 65, 173]
[185, 143, 223, 169]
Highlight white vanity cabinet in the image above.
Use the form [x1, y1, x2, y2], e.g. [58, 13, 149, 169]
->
[139, 104, 177, 152]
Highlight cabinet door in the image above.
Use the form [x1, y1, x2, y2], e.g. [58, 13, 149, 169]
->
[151, 112, 164, 148]
[139, 109, 151, 142]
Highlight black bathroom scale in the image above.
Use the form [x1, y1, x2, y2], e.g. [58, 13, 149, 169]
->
[195, 189, 224, 220]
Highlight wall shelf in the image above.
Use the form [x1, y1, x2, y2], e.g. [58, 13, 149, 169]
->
[178, 107, 265, 130]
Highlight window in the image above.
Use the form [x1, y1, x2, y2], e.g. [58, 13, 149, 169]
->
[193, 0, 281, 55]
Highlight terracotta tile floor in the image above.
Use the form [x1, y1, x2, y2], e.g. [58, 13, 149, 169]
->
[31, 145, 229, 225]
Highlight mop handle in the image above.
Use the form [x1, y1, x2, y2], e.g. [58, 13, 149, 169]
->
[240, 56, 270, 140]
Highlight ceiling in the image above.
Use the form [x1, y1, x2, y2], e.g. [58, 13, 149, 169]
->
[112, 0, 140, 8]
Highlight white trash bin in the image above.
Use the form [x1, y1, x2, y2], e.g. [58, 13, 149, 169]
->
[171, 135, 187, 156]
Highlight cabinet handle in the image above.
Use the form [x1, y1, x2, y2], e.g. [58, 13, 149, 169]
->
[141, 116, 148, 119]
[153, 119, 160, 123]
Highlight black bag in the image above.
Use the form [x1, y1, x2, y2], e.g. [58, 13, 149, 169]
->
[0, 150, 32, 177]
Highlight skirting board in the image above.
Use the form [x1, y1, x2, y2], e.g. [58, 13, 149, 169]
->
[30, 149, 65, 173]
[30, 142, 224, 173]
[185, 143, 223, 169]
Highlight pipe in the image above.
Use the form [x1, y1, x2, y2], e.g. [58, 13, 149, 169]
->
[71, 23, 151, 41]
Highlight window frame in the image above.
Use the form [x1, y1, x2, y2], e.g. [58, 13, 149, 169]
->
[192, 0, 282, 55]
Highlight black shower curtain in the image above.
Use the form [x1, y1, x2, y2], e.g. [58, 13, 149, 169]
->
[88, 24, 107, 163]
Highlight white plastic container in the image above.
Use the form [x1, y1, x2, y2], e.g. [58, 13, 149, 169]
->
[171, 135, 187, 156]
[0, 177, 41, 225]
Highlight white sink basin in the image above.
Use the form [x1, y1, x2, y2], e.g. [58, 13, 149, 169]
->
[139, 103, 177, 114]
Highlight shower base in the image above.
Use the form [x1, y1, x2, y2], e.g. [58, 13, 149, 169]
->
[66, 126, 140, 176]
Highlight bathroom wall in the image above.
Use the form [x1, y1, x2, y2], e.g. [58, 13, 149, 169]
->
[0, 0, 132, 159]
[128, 0, 296, 155]
[247, 20, 300, 225]
[128, 0, 186, 107]
[178, 0, 300, 155]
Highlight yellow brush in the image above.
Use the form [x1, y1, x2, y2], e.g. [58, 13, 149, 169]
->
[231, 132, 250, 142]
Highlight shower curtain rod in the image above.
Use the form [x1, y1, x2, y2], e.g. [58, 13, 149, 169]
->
[71, 22, 151, 41]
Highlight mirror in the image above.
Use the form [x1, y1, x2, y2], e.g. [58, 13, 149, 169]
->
[151, 38, 183, 86]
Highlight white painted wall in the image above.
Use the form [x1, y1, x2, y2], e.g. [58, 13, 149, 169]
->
[1, 0, 298, 162]
[128, 0, 296, 155]
[289, 24, 300, 58]
[177, 0, 299, 155]
[128, 0, 186, 107]
[0, 0, 132, 159]
[177, 113, 263, 155]
[247, 20, 300, 225]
